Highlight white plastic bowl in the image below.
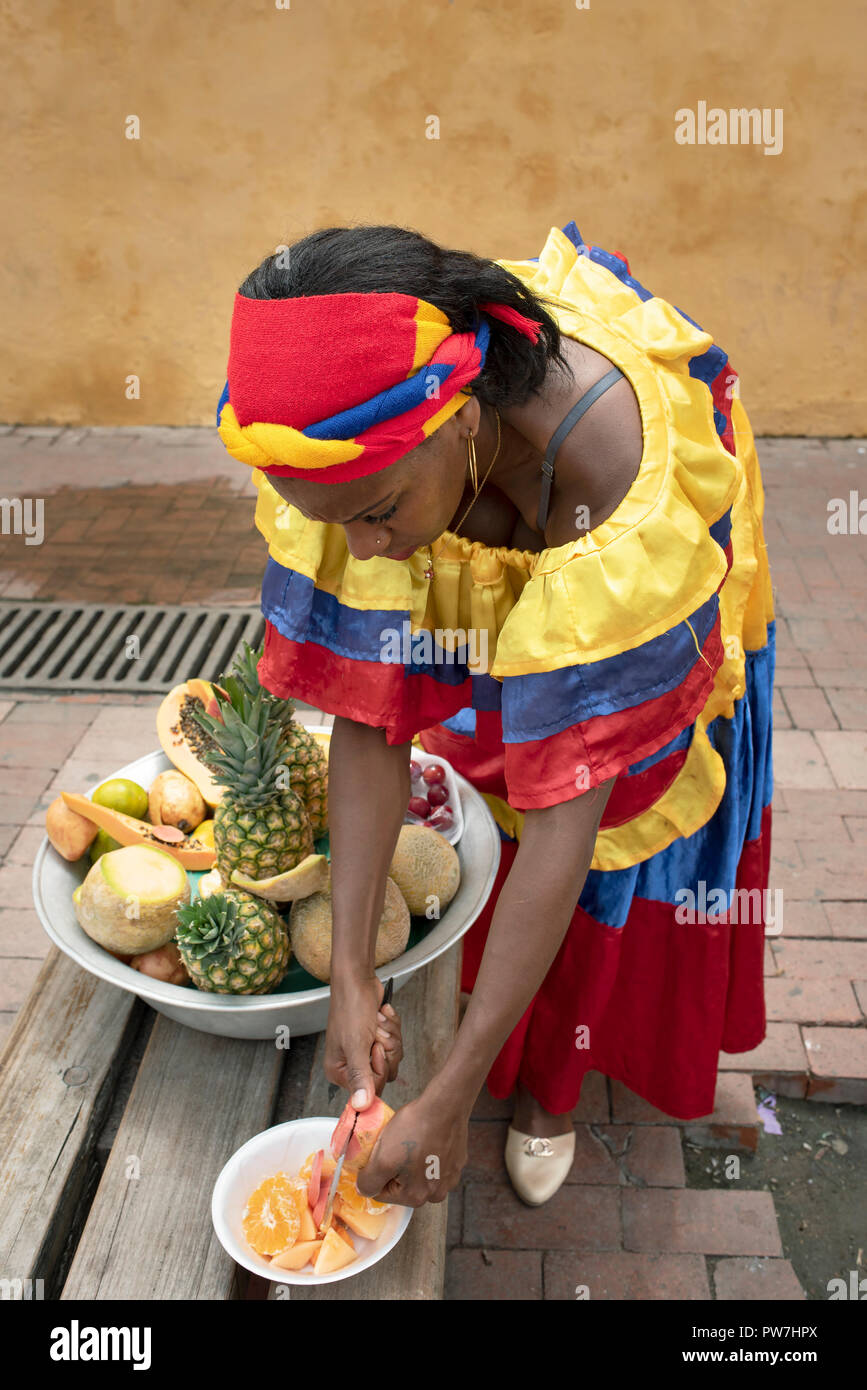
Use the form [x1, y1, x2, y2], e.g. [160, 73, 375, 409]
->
[212, 1116, 411, 1286]
[404, 746, 464, 844]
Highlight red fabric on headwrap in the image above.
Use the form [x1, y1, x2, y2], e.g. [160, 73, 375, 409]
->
[478, 301, 543, 343]
[227, 292, 422, 430]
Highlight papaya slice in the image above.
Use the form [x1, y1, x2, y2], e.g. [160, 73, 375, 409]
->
[156, 680, 230, 810]
[230, 854, 330, 903]
[331, 1097, 395, 1172]
[307, 1148, 324, 1210]
[60, 792, 215, 870]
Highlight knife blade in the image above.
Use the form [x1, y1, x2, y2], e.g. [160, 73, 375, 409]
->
[320, 976, 394, 1233]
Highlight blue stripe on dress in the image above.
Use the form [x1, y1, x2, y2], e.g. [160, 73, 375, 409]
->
[500, 592, 720, 742]
[559, 222, 732, 447]
[577, 622, 775, 928]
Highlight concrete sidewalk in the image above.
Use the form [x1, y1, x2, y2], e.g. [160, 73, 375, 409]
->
[1, 425, 866, 1299]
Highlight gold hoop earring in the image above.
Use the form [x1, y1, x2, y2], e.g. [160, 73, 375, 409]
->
[467, 432, 478, 493]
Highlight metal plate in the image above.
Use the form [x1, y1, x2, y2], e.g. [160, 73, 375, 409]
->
[31, 734, 502, 1039]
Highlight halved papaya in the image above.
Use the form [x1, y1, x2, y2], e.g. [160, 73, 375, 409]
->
[60, 792, 215, 870]
[156, 680, 230, 810]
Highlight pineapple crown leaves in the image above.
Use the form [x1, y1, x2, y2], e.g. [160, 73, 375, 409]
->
[217, 639, 298, 730]
[189, 687, 299, 804]
[175, 892, 247, 968]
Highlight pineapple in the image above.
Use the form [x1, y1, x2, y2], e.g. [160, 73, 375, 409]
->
[175, 889, 290, 994]
[191, 686, 313, 881]
[220, 640, 329, 838]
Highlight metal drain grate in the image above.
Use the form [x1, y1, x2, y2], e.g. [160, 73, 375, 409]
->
[0, 602, 266, 694]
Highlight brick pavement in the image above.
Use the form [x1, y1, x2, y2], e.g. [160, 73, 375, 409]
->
[2, 427, 866, 1298]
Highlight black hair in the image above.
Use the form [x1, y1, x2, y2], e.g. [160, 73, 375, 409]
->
[237, 224, 573, 409]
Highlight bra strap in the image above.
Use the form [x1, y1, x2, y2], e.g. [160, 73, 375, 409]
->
[536, 366, 625, 532]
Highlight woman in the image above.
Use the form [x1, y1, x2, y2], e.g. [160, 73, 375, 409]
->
[216, 221, 775, 1209]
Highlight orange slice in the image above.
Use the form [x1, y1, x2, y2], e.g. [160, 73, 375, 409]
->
[242, 1172, 302, 1256]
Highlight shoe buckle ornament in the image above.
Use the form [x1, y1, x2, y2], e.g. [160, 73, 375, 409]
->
[523, 1136, 555, 1157]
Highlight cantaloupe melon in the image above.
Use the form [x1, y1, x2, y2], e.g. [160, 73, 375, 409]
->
[388, 824, 460, 916]
[289, 877, 409, 982]
[271, 1238, 323, 1271]
[313, 1226, 357, 1275]
[334, 1197, 388, 1241]
[231, 853, 329, 903]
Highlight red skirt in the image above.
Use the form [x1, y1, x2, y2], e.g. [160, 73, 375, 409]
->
[421, 626, 775, 1122]
[457, 807, 770, 1121]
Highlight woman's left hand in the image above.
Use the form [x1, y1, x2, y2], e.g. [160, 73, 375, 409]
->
[356, 1089, 469, 1208]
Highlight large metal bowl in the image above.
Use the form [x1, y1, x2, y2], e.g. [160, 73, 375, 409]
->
[32, 732, 501, 1039]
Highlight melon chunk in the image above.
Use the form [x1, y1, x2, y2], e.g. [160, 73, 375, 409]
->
[271, 1238, 323, 1271]
[313, 1227, 357, 1275]
[334, 1197, 388, 1241]
[231, 854, 330, 903]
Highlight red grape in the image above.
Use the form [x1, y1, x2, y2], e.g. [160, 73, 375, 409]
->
[409, 759, 422, 780]
[426, 782, 449, 807]
[407, 795, 430, 818]
[422, 763, 447, 785]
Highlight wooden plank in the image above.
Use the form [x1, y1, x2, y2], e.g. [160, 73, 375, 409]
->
[282, 944, 461, 1301]
[61, 1014, 286, 1301]
[0, 947, 141, 1298]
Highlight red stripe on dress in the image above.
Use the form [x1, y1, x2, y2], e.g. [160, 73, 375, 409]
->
[258, 623, 470, 745]
[503, 617, 724, 809]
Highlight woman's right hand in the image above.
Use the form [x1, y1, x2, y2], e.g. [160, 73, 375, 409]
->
[325, 974, 403, 1111]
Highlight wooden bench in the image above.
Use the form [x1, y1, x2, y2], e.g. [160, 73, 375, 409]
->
[0, 943, 459, 1301]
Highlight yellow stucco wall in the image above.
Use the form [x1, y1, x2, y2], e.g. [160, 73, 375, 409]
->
[2, 0, 864, 433]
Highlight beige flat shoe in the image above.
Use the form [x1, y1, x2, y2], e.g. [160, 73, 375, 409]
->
[505, 1126, 576, 1206]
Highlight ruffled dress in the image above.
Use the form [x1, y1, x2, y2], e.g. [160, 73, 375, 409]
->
[252, 222, 776, 1120]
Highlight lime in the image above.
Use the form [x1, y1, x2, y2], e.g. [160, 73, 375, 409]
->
[191, 818, 215, 850]
[88, 828, 123, 863]
[92, 778, 149, 820]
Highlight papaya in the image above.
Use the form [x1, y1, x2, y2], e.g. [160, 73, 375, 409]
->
[331, 1097, 395, 1173]
[155, 680, 230, 810]
[60, 791, 215, 870]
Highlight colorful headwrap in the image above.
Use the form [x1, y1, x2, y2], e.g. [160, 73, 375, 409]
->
[216, 292, 543, 483]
